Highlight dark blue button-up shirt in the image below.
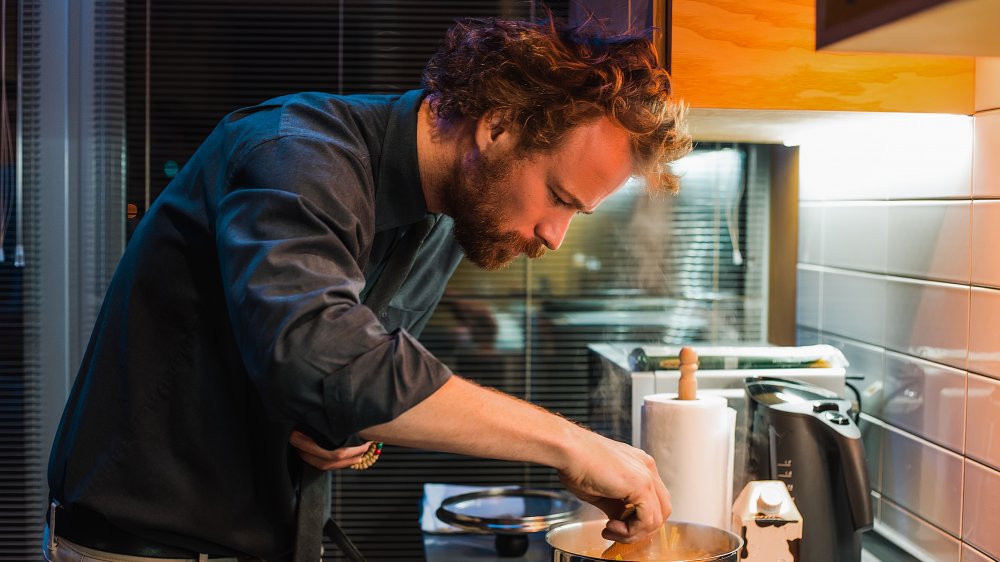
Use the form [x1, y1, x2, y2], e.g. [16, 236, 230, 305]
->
[47, 89, 462, 560]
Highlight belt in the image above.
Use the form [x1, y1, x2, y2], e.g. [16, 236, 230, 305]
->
[51, 503, 238, 560]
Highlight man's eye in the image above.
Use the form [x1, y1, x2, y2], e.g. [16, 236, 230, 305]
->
[549, 190, 570, 208]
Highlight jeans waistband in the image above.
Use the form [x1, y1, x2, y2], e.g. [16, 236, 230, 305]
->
[47, 502, 253, 561]
[46, 530, 247, 562]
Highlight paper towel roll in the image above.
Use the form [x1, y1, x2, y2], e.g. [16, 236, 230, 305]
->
[641, 393, 736, 530]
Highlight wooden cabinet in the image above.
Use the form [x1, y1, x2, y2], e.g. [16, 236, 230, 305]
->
[816, 0, 1000, 57]
[669, 0, 975, 113]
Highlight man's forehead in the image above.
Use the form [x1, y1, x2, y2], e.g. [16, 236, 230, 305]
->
[551, 119, 633, 201]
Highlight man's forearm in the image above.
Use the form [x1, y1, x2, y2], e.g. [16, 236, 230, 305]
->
[358, 375, 580, 471]
[300, 374, 672, 543]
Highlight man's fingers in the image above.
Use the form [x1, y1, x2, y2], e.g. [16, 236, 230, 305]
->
[289, 431, 373, 461]
[655, 478, 672, 522]
[298, 450, 368, 471]
[591, 498, 629, 521]
[601, 518, 630, 542]
[610, 483, 667, 542]
[641, 454, 672, 522]
[598, 497, 656, 543]
[624, 502, 660, 539]
[619, 459, 670, 541]
[326, 441, 374, 460]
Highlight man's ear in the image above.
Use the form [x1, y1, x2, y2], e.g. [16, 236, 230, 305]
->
[475, 110, 512, 153]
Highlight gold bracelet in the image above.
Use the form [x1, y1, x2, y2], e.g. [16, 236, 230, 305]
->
[349, 442, 383, 470]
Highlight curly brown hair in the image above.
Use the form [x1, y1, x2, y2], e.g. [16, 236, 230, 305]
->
[422, 17, 691, 193]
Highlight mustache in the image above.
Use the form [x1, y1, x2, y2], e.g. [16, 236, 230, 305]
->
[517, 234, 546, 259]
[488, 230, 547, 260]
[456, 227, 547, 271]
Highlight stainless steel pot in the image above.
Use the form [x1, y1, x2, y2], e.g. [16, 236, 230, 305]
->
[546, 520, 743, 562]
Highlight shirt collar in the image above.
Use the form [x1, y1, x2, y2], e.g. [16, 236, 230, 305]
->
[374, 89, 429, 232]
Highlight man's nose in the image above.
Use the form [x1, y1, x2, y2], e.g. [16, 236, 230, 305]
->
[534, 213, 575, 251]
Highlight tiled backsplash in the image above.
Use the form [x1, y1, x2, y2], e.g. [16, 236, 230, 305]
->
[822, 270, 887, 345]
[973, 110, 1000, 196]
[883, 277, 969, 369]
[796, 99, 1000, 561]
[966, 374, 1000, 469]
[969, 287, 1000, 377]
[878, 493, 962, 561]
[797, 115, 972, 201]
[886, 202, 970, 284]
[824, 203, 888, 272]
[882, 352, 966, 452]
[971, 202, 1000, 286]
[964, 460, 1000, 557]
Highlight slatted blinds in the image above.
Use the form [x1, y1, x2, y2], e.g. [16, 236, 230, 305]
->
[2, 0, 130, 558]
[118, 2, 767, 560]
[1, 1, 37, 559]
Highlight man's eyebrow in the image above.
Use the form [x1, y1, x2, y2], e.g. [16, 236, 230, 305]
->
[550, 180, 595, 215]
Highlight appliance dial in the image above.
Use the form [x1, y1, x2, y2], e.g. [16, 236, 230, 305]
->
[824, 411, 850, 426]
[812, 401, 840, 413]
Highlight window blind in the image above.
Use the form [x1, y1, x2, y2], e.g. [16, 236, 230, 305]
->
[1, 0, 41, 560]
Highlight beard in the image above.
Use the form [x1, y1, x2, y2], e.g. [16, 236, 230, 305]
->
[441, 148, 546, 271]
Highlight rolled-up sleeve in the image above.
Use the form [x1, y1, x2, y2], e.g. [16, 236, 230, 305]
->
[215, 134, 452, 447]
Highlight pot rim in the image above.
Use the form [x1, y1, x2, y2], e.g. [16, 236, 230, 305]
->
[545, 519, 744, 562]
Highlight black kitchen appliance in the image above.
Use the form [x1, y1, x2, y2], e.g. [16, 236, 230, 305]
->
[745, 377, 873, 562]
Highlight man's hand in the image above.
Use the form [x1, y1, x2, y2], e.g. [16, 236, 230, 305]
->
[289, 431, 373, 470]
[556, 430, 672, 543]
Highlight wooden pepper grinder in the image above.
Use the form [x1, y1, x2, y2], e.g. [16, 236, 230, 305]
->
[678, 346, 698, 400]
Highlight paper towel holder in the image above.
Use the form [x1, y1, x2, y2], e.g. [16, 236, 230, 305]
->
[678, 346, 698, 400]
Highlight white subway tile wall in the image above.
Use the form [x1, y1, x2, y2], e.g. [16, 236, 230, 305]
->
[880, 425, 963, 536]
[796, 109, 1000, 559]
[966, 373, 1000, 471]
[796, 326, 821, 346]
[878, 496, 962, 561]
[971, 201, 1000, 287]
[963, 460, 1000, 557]
[883, 352, 966, 453]
[886, 202, 970, 284]
[823, 203, 887, 273]
[973, 110, 1000, 198]
[883, 278, 969, 370]
[822, 270, 886, 345]
[796, 265, 822, 330]
[859, 415, 884, 492]
[962, 544, 998, 562]
[969, 287, 1000, 379]
[798, 203, 824, 264]
[824, 334, 885, 418]
[799, 115, 972, 201]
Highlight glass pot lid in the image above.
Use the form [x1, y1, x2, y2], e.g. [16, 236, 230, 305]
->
[436, 487, 581, 534]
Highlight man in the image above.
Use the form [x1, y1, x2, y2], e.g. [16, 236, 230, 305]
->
[45, 16, 691, 562]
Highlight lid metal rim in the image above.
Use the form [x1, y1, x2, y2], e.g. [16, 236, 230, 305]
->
[436, 487, 581, 534]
